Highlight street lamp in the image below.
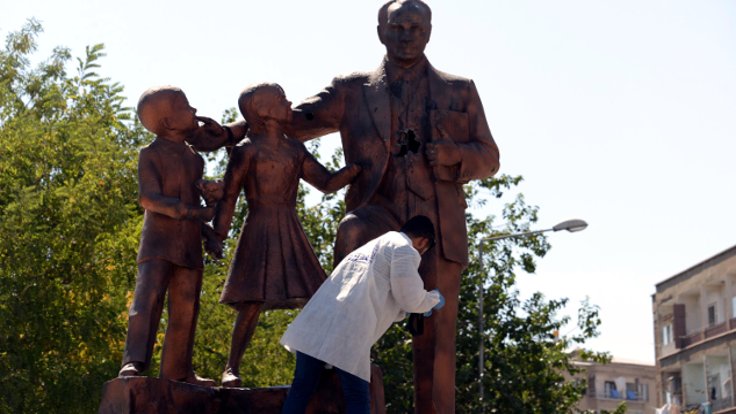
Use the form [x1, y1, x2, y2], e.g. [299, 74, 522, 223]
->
[483, 218, 588, 241]
[476, 218, 588, 407]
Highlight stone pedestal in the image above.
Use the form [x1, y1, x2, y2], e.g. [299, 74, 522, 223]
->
[98, 377, 220, 414]
[99, 365, 385, 414]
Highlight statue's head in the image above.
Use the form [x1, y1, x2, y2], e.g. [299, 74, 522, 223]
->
[377, 0, 432, 67]
[137, 86, 198, 137]
[237, 83, 292, 132]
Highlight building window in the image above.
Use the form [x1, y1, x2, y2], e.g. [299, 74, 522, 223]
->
[638, 382, 649, 401]
[626, 382, 638, 400]
[662, 324, 673, 346]
[604, 381, 619, 399]
[708, 304, 717, 326]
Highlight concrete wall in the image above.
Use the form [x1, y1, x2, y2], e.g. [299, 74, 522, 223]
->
[683, 363, 706, 405]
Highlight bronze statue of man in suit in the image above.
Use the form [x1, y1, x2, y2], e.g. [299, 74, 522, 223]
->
[219, 1, 499, 412]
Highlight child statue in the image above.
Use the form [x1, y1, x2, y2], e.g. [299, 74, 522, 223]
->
[212, 83, 361, 387]
[119, 86, 223, 386]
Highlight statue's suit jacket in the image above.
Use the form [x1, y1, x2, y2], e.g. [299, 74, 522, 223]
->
[290, 58, 500, 266]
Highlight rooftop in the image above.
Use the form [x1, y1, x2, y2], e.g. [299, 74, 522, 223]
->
[654, 244, 736, 293]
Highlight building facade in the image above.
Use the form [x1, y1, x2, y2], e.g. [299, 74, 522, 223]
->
[573, 358, 657, 414]
[653, 245, 736, 413]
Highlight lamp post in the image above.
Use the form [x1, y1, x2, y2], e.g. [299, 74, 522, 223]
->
[476, 219, 588, 407]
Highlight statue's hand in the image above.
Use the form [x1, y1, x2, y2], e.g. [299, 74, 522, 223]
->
[195, 206, 216, 222]
[196, 179, 225, 206]
[347, 163, 364, 183]
[195, 116, 227, 138]
[426, 140, 461, 167]
[204, 235, 224, 259]
[348, 162, 363, 174]
[202, 224, 224, 259]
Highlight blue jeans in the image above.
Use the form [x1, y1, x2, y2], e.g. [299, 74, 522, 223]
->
[281, 351, 370, 414]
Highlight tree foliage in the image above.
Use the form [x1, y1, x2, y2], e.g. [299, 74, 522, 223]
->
[0, 21, 608, 413]
[0, 20, 146, 413]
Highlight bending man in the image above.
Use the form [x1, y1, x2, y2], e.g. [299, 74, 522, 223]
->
[280, 215, 445, 414]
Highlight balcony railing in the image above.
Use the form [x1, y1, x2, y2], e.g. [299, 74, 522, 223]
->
[729, 317, 736, 330]
[595, 391, 647, 401]
[712, 397, 734, 411]
[678, 321, 733, 348]
[705, 322, 729, 338]
[680, 331, 703, 348]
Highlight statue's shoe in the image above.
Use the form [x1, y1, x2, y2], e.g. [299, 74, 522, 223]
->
[184, 373, 216, 387]
[118, 362, 143, 377]
[221, 368, 242, 388]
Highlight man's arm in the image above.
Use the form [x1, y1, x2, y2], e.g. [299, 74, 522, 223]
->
[426, 80, 500, 182]
[286, 79, 346, 142]
[388, 246, 441, 314]
[457, 80, 500, 181]
[138, 149, 213, 220]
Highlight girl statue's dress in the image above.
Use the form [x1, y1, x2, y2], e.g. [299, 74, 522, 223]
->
[217, 136, 359, 309]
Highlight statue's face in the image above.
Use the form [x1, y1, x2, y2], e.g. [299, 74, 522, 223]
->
[255, 88, 293, 124]
[379, 3, 432, 65]
[167, 92, 199, 133]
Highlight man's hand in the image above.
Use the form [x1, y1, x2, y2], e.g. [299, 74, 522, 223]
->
[426, 140, 461, 167]
[423, 289, 445, 317]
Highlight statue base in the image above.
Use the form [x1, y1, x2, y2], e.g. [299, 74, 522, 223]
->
[98, 365, 385, 414]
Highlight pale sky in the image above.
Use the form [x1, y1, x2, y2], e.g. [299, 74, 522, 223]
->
[3, 0, 735, 364]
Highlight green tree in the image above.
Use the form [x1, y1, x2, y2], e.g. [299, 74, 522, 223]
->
[0, 20, 145, 413]
[459, 175, 609, 413]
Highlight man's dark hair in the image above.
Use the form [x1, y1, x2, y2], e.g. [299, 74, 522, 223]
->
[400, 215, 435, 243]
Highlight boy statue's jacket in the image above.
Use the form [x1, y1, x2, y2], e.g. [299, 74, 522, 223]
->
[137, 137, 205, 269]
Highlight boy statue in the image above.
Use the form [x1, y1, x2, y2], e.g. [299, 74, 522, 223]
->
[118, 86, 219, 386]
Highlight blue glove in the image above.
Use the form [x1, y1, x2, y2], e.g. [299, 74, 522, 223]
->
[435, 290, 445, 310]
[423, 289, 445, 317]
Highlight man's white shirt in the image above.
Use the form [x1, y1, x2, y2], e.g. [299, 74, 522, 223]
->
[280, 231, 440, 382]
